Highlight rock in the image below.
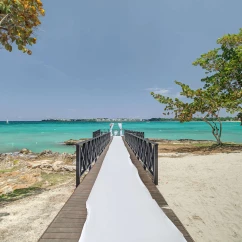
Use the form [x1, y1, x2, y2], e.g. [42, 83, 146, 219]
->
[63, 165, 75, 172]
[64, 139, 85, 145]
[53, 161, 63, 166]
[39, 150, 53, 156]
[0, 185, 13, 194]
[52, 165, 61, 172]
[31, 163, 41, 169]
[43, 181, 50, 187]
[64, 139, 78, 145]
[19, 148, 32, 154]
[40, 163, 52, 169]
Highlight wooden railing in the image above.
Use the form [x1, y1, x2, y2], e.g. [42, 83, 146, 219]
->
[124, 132, 158, 185]
[93, 129, 101, 138]
[124, 130, 145, 138]
[76, 132, 111, 187]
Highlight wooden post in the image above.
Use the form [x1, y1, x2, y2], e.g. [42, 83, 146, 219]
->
[76, 144, 80, 187]
[153, 143, 158, 185]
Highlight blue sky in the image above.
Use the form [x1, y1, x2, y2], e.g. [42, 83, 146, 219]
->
[1, 0, 241, 120]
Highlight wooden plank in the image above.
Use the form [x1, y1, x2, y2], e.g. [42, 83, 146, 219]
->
[38, 141, 111, 242]
[46, 228, 82, 233]
[39, 239, 77, 242]
[49, 223, 84, 228]
[53, 218, 86, 223]
[123, 137, 194, 242]
[42, 233, 81, 239]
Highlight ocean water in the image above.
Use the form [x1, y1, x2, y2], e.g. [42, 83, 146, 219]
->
[0, 121, 241, 154]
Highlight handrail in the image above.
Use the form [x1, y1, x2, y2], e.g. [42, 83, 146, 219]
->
[124, 129, 144, 138]
[124, 132, 158, 185]
[93, 129, 101, 138]
[76, 132, 111, 187]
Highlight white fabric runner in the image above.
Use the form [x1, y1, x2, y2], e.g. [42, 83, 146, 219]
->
[118, 123, 123, 136]
[79, 136, 186, 242]
[109, 123, 114, 136]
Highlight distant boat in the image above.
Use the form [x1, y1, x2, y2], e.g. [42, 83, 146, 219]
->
[6, 119, 9, 124]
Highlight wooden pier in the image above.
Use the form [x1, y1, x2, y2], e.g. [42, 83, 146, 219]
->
[38, 143, 110, 242]
[39, 134, 194, 242]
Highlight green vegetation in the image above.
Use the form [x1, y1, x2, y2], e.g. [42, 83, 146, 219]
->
[147, 117, 238, 122]
[237, 113, 242, 126]
[0, 166, 19, 173]
[151, 29, 242, 145]
[0, 172, 74, 205]
[193, 29, 242, 93]
[0, 187, 43, 204]
[36, 171, 74, 187]
[0, 0, 45, 54]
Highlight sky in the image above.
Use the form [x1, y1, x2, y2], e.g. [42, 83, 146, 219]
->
[1, 0, 241, 120]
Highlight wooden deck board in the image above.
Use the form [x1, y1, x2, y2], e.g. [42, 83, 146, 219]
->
[38, 142, 111, 242]
[123, 137, 194, 242]
[39, 240, 78, 242]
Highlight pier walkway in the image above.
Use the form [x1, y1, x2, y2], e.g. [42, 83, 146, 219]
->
[39, 136, 193, 242]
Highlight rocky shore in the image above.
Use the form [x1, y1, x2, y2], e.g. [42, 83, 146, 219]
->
[0, 148, 78, 242]
[0, 149, 76, 196]
[1, 138, 241, 197]
[63, 138, 87, 145]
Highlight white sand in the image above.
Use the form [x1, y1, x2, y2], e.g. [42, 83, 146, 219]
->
[158, 152, 242, 242]
[79, 137, 186, 242]
[0, 184, 74, 242]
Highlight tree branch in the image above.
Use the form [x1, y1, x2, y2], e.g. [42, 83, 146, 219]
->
[0, 26, 8, 31]
[0, 14, 9, 26]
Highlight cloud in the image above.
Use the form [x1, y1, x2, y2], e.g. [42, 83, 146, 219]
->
[145, 88, 170, 94]
[146, 88, 186, 99]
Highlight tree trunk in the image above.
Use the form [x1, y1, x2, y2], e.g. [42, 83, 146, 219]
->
[240, 118, 242, 126]
[203, 116, 222, 145]
[217, 117, 222, 145]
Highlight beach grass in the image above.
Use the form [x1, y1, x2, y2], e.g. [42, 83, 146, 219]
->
[0, 187, 43, 204]
[0, 171, 74, 205]
[36, 171, 74, 187]
[0, 166, 20, 174]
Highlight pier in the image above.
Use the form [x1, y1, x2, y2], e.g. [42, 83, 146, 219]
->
[39, 130, 194, 242]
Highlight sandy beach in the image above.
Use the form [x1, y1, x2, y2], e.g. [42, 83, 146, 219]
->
[158, 152, 242, 242]
[1, 141, 242, 242]
[0, 183, 74, 242]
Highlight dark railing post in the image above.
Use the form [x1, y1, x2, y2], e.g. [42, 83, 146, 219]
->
[93, 129, 101, 138]
[76, 144, 80, 187]
[153, 143, 158, 185]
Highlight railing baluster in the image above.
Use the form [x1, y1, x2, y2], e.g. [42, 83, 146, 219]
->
[76, 132, 111, 187]
[124, 130, 144, 138]
[124, 131, 158, 185]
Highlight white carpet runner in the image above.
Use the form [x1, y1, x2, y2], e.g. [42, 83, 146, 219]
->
[79, 136, 186, 242]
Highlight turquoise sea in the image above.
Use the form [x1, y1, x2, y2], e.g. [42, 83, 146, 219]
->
[0, 121, 241, 154]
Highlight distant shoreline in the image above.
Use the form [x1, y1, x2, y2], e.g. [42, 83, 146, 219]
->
[0, 120, 240, 123]
[1, 138, 242, 156]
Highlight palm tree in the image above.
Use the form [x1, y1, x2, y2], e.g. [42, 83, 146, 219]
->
[237, 113, 242, 126]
